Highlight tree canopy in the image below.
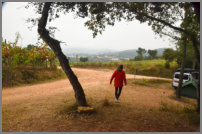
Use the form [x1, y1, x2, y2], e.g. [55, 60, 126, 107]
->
[26, 2, 197, 37]
[148, 49, 157, 59]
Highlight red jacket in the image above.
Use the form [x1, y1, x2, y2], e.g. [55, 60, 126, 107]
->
[110, 70, 127, 87]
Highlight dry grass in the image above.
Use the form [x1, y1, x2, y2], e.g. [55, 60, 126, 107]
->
[2, 68, 199, 132]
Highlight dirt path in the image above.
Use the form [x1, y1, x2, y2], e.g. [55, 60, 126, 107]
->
[2, 68, 171, 103]
[2, 68, 197, 132]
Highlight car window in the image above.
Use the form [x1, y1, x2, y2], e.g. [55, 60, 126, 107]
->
[174, 74, 189, 80]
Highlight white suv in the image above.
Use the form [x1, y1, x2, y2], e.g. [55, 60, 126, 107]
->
[172, 72, 190, 89]
[172, 68, 198, 89]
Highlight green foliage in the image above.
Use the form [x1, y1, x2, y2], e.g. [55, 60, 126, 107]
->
[176, 38, 197, 68]
[128, 78, 171, 88]
[27, 3, 197, 39]
[136, 47, 146, 60]
[163, 48, 177, 63]
[26, 44, 35, 50]
[71, 60, 178, 78]
[148, 49, 157, 59]
[134, 55, 143, 61]
[165, 61, 170, 69]
[80, 57, 88, 62]
[2, 39, 57, 68]
[2, 66, 65, 87]
[2, 36, 60, 87]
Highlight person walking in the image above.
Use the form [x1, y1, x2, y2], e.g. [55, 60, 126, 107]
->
[110, 65, 127, 102]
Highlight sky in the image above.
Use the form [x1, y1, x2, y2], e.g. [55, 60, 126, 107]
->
[2, 2, 176, 51]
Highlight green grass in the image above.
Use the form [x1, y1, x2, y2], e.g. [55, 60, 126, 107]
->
[127, 78, 171, 88]
[71, 59, 178, 78]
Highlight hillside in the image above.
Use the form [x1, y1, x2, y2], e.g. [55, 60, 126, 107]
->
[100, 48, 166, 59]
[64, 47, 167, 61]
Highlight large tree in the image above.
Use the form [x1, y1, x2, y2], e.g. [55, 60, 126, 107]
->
[36, 2, 89, 106]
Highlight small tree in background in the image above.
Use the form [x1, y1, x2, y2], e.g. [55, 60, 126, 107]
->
[135, 47, 147, 61]
[80, 57, 88, 62]
[148, 49, 157, 60]
[163, 48, 177, 69]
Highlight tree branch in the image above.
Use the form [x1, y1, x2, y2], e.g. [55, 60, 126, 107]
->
[139, 12, 188, 34]
[38, 2, 51, 34]
[38, 2, 61, 54]
[136, 11, 200, 64]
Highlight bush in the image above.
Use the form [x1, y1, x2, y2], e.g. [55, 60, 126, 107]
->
[2, 66, 65, 88]
[165, 62, 170, 69]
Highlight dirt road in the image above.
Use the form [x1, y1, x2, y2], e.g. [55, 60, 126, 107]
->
[3, 68, 197, 132]
[2, 68, 171, 103]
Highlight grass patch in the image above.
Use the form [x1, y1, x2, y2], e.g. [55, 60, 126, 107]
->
[59, 102, 78, 114]
[159, 101, 200, 126]
[127, 78, 171, 88]
[71, 60, 178, 78]
[187, 113, 200, 125]
[168, 94, 195, 105]
[159, 101, 169, 112]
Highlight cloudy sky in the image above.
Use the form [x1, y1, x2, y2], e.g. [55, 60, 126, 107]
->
[2, 2, 175, 51]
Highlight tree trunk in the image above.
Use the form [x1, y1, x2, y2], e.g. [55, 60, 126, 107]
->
[191, 36, 200, 113]
[196, 68, 200, 113]
[177, 43, 186, 98]
[38, 2, 87, 106]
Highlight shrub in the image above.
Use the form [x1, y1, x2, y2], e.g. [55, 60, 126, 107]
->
[2, 66, 65, 88]
[165, 62, 170, 69]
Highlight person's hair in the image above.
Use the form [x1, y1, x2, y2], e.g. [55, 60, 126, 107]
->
[117, 65, 123, 71]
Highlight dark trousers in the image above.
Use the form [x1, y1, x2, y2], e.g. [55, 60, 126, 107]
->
[115, 87, 123, 100]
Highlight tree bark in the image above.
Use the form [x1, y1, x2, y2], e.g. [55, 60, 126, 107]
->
[38, 2, 87, 106]
[190, 34, 200, 113]
[196, 68, 200, 113]
[177, 43, 186, 98]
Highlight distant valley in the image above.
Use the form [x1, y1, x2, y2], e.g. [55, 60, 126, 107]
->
[63, 47, 167, 62]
